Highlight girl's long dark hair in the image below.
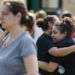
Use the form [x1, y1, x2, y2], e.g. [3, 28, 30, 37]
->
[55, 19, 73, 38]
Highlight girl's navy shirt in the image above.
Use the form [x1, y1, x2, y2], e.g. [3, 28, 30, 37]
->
[54, 37, 75, 75]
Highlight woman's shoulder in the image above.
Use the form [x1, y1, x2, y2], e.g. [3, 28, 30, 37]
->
[37, 33, 52, 42]
[62, 37, 75, 46]
[19, 32, 37, 57]
[20, 32, 35, 44]
[55, 37, 75, 47]
[66, 37, 75, 44]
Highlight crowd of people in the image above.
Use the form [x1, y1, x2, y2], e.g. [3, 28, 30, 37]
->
[0, 1, 75, 75]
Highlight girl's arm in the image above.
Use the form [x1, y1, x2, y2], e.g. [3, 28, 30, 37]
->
[49, 46, 75, 57]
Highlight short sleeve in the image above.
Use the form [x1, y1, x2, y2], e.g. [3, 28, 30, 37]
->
[36, 34, 55, 62]
[36, 35, 54, 54]
[20, 35, 37, 57]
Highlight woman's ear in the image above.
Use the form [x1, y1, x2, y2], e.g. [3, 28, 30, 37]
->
[16, 12, 22, 22]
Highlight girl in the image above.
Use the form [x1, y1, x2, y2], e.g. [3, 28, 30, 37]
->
[50, 20, 75, 75]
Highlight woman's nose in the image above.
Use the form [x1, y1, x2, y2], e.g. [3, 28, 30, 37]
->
[51, 33, 54, 38]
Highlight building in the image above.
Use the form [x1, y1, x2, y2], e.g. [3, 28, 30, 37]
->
[63, 0, 75, 15]
[0, 0, 75, 15]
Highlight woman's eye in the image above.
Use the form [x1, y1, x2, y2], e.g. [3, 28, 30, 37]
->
[53, 31, 57, 34]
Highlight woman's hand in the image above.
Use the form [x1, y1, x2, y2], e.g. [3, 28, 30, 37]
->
[38, 61, 59, 72]
[48, 62, 59, 72]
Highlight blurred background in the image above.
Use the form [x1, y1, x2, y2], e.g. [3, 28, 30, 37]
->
[0, 0, 75, 15]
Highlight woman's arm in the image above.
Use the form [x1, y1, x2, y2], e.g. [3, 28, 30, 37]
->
[38, 61, 59, 72]
[23, 54, 39, 75]
[49, 45, 75, 57]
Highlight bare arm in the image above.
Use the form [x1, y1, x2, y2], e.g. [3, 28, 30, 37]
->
[38, 61, 59, 72]
[49, 45, 75, 57]
[23, 54, 39, 75]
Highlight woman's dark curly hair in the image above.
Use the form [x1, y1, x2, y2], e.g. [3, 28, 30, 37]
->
[55, 19, 74, 38]
[36, 16, 55, 31]
[3, 1, 28, 26]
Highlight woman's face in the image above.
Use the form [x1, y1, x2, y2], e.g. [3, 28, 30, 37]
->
[51, 26, 66, 42]
[47, 22, 53, 34]
[1, 5, 18, 31]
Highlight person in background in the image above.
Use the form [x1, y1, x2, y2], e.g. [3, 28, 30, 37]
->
[61, 13, 72, 19]
[37, 16, 75, 75]
[0, 11, 7, 40]
[0, 1, 39, 75]
[36, 10, 47, 20]
[33, 10, 47, 43]
[0, 12, 4, 31]
[61, 12, 75, 40]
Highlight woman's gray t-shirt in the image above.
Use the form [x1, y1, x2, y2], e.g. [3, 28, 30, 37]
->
[0, 32, 37, 75]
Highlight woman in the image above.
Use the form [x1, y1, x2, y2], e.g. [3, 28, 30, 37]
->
[37, 15, 60, 75]
[0, 1, 39, 75]
[49, 20, 75, 75]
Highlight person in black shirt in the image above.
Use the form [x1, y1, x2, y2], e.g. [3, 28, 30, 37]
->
[50, 20, 75, 75]
[36, 15, 61, 75]
[37, 16, 75, 75]
[37, 33, 60, 75]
